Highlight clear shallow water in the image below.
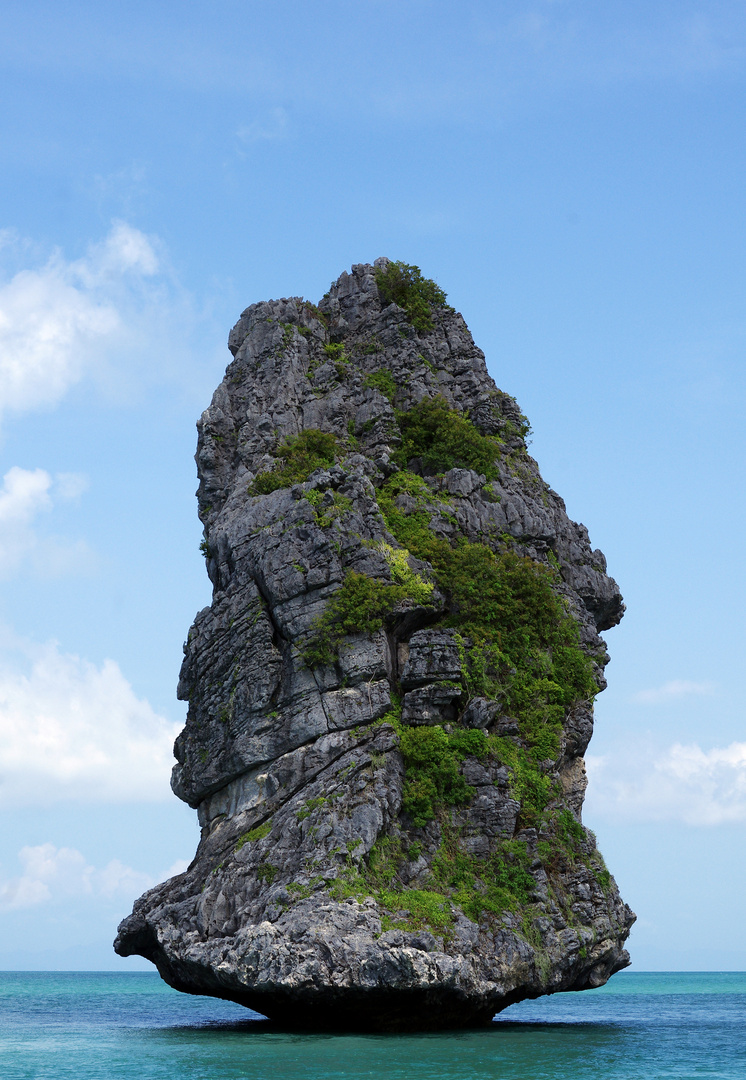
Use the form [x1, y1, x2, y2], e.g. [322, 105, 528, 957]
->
[1, 971, 745, 1080]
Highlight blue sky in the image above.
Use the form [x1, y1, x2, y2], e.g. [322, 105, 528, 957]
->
[1, 0, 745, 971]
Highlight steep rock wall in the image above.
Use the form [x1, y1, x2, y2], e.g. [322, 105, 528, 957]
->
[115, 260, 634, 1030]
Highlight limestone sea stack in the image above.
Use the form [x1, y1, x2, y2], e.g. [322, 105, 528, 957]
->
[115, 260, 634, 1030]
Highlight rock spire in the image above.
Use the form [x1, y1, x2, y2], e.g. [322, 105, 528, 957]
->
[115, 259, 634, 1030]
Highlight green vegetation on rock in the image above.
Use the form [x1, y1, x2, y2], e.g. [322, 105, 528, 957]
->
[275, 395, 599, 937]
[323, 342, 347, 362]
[235, 821, 272, 850]
[399, 725, 484, 826]
[374, 261, 449, 333]
[331, 826, 537, 935]
[430, 825, 538, 925]
[305, 488, 352, 528]
[393, 395, 501, 478]
[250, 429, 338, 495]
[376, 468, 597, 777]
[302, 564, 435, 668]
[363, 369, 397, 402]
[375, 542, 434, 604]
[364, 398, 597, 859]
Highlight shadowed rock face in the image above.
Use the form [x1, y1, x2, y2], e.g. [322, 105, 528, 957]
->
[115, 260, 634, 1031]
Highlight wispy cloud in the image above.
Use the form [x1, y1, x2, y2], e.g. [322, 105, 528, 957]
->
[2, 5, 745, 134]
[0, 631, 181, 806]
[671, 12, 746, 75]
[631, 680, 716, 705]
[586, 740, 746, 826]
[491, 7, 746, 83]
[91, 163, 150, 217]
[0, 466, 92, 579]
[0, 843, 188, 911]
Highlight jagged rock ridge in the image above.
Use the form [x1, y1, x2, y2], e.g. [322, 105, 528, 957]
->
[115, 259, 634, 1030]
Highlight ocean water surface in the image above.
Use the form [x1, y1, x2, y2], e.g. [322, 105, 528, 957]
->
[1, 970, 744, 1079]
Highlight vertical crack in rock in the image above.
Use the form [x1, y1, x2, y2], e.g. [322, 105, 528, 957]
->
[115, 259, 634, 1031]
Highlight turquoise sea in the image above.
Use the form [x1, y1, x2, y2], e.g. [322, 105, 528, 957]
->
[1, 971, 744, 1079]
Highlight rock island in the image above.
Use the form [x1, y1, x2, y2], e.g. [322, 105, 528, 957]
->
[115, 260, 634, 1029]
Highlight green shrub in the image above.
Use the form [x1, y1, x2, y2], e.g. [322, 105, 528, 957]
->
[363, 369, 397, 402]
[302, 569, 435, 668]
[556, 807, 586, 849]
[296, 796, 328, 822]
[374, 261, 449, 333]
[488, 735, 554, 821]
[250, 429, 338, 495]
[377, 888, 454, 931]
[383, 476, 594, 690]
[592, 859, 612, 892]
[375, 542, 433, 604]
[323, 342, 347, 362]
[432, 834, 536, 921]
[307, 490, 352, 528]
[235, 821, 271, 850]
[399, 725, 479, 826]
[374, 467, 597, 826]
[377, 469, 440, 511]
[378, 471, 595, 713]
[365, 835, 406, 891]
[394, 396, 501, 478]
[331, 826, 537, 934]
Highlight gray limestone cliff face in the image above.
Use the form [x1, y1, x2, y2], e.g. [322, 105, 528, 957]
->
[115, 260, 634, 1030]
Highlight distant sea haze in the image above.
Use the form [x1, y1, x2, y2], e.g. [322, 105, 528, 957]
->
[1, 971, 744, 1079]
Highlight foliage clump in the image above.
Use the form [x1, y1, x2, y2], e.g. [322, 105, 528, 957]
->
[303, 564, 434, 668]
[399, 725, 486, 826]
[323, 342, 347, 362]
[378, 473, 595, 702]
[331, 827, 537, 934]
[296, 796, 328, 822]
[432, 831, 536, 922]
[250, 429, 337, 495]
[306, 489, 352, 528]
[394, 396, 501, 478]
[363, 369, 397, 402]
[375, 469, 597, 823]
[374, 261, 449, 333]
[235, 821, 271, 850]
[375, 542, 434, 604]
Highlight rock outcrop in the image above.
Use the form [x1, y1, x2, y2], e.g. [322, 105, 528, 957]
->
[115, 259, 634, 1030]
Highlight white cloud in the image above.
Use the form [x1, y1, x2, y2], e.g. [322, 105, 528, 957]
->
[585, 740, 746, 826]
[0, 221, 188, 421]
[0, 632, 182, 806]
[631, 680, 715, 705]
[0, 843, 187, 911]
[0, 466, 92, 579]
